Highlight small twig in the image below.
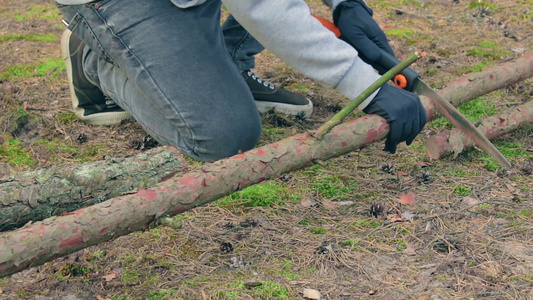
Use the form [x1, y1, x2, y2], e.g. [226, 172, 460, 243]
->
[361, 223, 394, 240]
[422, 198, 527, 221]
[314, 51, 425, 139]
[423, 201, 491, 220]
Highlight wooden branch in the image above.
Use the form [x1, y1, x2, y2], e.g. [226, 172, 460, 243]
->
[426, 101, 533, 160]
[1, 55, 532, 279]
[0, 147, 187, 231]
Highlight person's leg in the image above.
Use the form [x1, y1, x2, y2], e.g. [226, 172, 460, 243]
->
[222, 14, 263, 72]
[57, 0, 261, 161]
[222, 15, 313, 118]
[61, 25, 131, 125]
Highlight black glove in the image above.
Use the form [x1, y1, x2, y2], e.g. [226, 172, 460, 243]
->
[363, 84, 427, 154]
[333, 0, 394, 71]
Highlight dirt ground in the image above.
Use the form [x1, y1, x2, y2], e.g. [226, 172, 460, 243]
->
[1, 0, 532, 299]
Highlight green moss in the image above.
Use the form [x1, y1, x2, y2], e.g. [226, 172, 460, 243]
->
[297, 84, 310, 92]
[466, 48, 509, 60]
[356, 219, 383, 228]
[0, 57, 66, 81]
[444, 169, 468, 176]
[437, 49, 456, 56]
[58, 112, 78, 123]
[310, 227, 328, 234]
[429, 97, 497, 129]
[344, 239, 360, 246]
[122, 270, 141, 283]
[217, 290, 240, 300]
[495, 142, 529, 159]
[276, 262, 300, 280]
[458, 63, 489, 74]
[402, 0, 424, 7]
[476, 40, 499, 49]
[251, 281, 289, 299]
[217, 180, 299, 207]
[373, 0, 397, 9]
[468, 1, 498, 10]
[0, 33, 58, 43]
[0, 139, 37, 167]
[484, 159, 500, 171]
[147, 290, 178, 300]
[466, 40, 511, 60]
[453, 186, 471, 196]
[311, 174, 359, 200]
[261, 127, 291, 140]
[31, 139, 105, 163]
[519, 209, 533, 218]
[521, 11, 533, 19]
[385, 29, 415, 39]
[79, 145, 104, 162]
[479, 203, 491, 209]
[398, 226, 411, 234]
[299, 219, 310, 226]
[13, 5, 61, 21]
[32, 139, 77, 155]
[459, 97, 497, 121]
[475, 140, 529, 171]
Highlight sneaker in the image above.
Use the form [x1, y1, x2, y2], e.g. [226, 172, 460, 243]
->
[61, 29, 132, 125]
[242, 70, 313, 118]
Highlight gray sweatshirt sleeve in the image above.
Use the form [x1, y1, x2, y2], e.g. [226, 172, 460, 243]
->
[222, 0, 380, 108]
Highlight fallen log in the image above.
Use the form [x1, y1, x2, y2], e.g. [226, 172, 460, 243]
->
[426, 101, 533, 160]
[0, 147, 187, 232]
[1, 55, 532, 278]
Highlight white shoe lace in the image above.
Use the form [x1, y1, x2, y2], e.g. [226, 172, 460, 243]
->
[247, 71, 275, 90]
[104, 96, 118, 108]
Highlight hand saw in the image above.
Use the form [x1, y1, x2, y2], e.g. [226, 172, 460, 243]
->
[313, 15, 511, 169]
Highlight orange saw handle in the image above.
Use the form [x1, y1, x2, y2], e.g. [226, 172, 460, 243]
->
[312, 15, 419, 92]
[312, 15, 341, 37]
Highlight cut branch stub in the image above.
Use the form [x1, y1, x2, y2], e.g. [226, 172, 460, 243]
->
[426, 101, 533, 160]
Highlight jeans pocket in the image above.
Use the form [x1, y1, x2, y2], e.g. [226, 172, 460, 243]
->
[67, 13, 118, 66]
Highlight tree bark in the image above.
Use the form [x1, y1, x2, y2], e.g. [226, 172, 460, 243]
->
[0, 147, 187, 232]
[1, 54, 532, 279]
[426, 101, 533, 160]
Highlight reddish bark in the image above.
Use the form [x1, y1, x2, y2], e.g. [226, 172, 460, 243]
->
[1, 55, 532, 278]
[426, 101, 533, 160]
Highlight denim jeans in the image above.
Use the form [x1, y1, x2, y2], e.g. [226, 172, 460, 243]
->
[222, 15, 264, 71]
[57, 0, 262, 161]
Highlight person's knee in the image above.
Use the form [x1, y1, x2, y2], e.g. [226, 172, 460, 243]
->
[189, 118, 262, 162]
[140, 112, 261, 162]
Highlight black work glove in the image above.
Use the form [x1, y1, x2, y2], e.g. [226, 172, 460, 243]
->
[363, 84, 427, 154]
[333, 0, 394, 71]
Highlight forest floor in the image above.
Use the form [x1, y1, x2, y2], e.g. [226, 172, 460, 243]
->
[0, 0, 532, 299]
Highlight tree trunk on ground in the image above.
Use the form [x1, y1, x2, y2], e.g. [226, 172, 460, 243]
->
[0, 147, 187, 232]
[426, 101, 533, 160]
[1, 55, 532, 279]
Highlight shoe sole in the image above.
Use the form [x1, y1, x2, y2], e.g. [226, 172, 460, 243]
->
[77, 111, 133, 125]
[61, 29, 132, 126]
[255, 99, 313, 119]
